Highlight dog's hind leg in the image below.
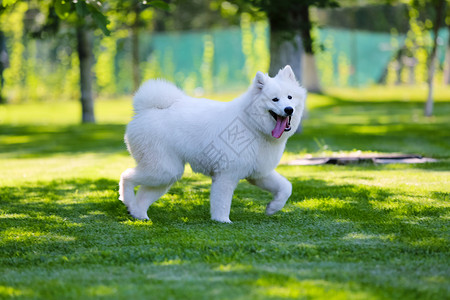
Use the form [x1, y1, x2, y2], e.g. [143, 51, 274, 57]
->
[119, 167, 155, 219]
[128, 185, 171, 220]
[119, 161, 184, 220]
[119, 168, 137, 204]
[247, 170, 292, 216]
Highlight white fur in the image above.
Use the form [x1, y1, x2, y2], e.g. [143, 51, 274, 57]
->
[119, 65, 307, 223]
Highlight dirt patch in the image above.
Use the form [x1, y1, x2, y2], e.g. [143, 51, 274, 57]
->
[287, 154, 438, 166]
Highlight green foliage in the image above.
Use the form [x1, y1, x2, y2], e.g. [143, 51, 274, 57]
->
[226, 0, 339, 53]
[385, 29, 401, 86]
[147, 0, 170, 11]
[337, 53, 350, 87]
[151, 0, 236, 31]
[24, 40, 40, 101]
[1, 2, 27, 100]
[94, 35, 119, 95]
[52, 0, 111, 35]
[0, 0, 18, 7]
[0, 1, 82, 103]
[317, 3, 411, 33]
[0, 90, 449, 298]
[200, 34, 215, 92]
[1, 0, 449, 103]
[54, 0, 71, 19]
[240, 13, 269, 81]
[404, 6, 431, 84]
[315, 31, 334, 88]
[141, 50, 163, 82]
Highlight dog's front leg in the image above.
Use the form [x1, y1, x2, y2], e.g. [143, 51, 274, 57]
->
[210, 175, 239, 223]
[248, 170, 292, 215]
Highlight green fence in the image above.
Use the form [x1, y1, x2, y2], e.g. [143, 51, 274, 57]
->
[316, 27, 449, 87]
[138, 27, 252, 93]
[117, 25, 449, 92]
[1, 17, 449, 102]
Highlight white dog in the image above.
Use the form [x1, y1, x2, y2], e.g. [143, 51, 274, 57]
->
[119, 65, 306, 223]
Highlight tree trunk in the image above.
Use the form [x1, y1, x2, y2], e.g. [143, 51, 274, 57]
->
[131, 5, 141, 92]
[298, 5, 321, 93]
[444, 26, 450, 85]
[302, 53, 321, 93]
[268, 30, 305, 133]
[0, 31, 8, 104]
[76, 26, 95, 123]
[425, 0, 445, 117]
[267, 4, 321, 133]
[268, 30, 303, 81]
[396, 50, 404, 85]
[425, 57, 436, 117]
[268, 4, 322, 92]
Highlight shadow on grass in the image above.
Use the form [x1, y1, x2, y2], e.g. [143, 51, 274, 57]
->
[288, 178, 447, 238]
[1, 175, 448, 298]
[1, 175, 447, 265]
[0, 124, 127, 158]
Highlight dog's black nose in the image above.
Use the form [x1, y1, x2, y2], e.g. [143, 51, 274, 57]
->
[284, 106, 293, 116]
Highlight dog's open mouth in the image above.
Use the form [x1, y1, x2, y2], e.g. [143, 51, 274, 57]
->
[269, 110, 291, 139]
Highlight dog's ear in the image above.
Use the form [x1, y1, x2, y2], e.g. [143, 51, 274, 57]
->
[277, 65, 297, 82]
[254, 71, 267, 91]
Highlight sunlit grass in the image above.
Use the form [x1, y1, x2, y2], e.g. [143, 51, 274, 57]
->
[0, 87, 449, 299]
[325, 84, 450, 103]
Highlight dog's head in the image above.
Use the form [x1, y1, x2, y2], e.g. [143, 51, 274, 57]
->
[248, 65, 306, 139]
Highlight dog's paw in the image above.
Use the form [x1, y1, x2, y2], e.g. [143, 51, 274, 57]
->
[211, 217, 233, 224]
[128, 209, 150, 221]
[266, 202, 284, 216]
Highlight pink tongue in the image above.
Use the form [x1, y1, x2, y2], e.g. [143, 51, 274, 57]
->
[271, 116, 288, 139]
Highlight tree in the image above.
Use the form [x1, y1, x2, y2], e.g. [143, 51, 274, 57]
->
[0, 30, 8, 104]
[111, 0, 169, 92]
[445, 22, 450, 85]
[2, 0, 168, 122]
[76, 24, 96, 123]
[1, 0, 111, 122]
[226, 0, 338, 92]
[409, 0, 447, 117]
[424, 0, 446, 117]
[53, 0, 110, 123]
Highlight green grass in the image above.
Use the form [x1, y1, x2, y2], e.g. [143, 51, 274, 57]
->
[1, 87, 449, 299]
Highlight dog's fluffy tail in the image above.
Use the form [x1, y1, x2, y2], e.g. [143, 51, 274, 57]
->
[133, 79, 185, 112]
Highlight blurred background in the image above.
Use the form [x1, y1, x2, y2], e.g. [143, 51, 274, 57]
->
[0, 0, 449, 122]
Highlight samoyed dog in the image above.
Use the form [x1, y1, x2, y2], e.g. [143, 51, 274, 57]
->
[119, 65, 306, 223]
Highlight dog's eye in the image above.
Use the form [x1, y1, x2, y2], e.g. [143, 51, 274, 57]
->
[287, 95, 292, 99]
[272, 97, 279, 102]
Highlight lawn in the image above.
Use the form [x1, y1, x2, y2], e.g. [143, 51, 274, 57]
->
[0, 87, 449, 299]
